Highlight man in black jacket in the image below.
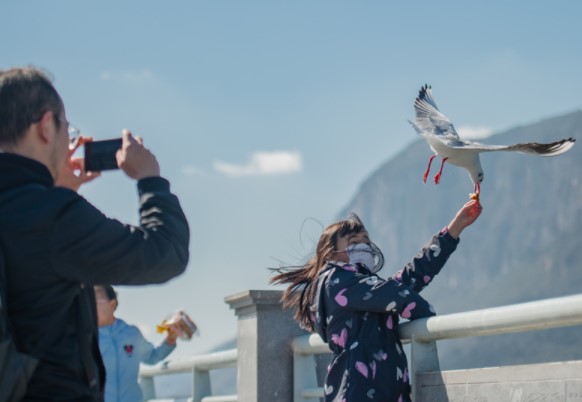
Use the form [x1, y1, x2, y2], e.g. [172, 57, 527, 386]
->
[0, 67, 190, 400]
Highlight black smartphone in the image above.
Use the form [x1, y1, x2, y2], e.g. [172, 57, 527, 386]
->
[84, 139, 123, 172]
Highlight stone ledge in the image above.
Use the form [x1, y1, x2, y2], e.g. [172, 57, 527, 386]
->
[417, 360, 582, 402]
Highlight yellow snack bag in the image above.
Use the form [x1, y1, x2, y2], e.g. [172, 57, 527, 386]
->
[156, 310, 198, 340]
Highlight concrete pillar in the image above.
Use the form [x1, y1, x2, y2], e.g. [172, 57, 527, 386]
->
[225, 290, 309, 402]
[410, 335, 440, 401]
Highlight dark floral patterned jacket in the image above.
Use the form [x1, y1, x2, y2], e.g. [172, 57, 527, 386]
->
[312, 231, 459, 402]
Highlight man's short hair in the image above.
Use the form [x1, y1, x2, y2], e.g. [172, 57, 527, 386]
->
[0, 67, 63, 146]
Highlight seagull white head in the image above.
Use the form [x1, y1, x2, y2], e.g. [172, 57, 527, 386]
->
[468, 163, 484, 186]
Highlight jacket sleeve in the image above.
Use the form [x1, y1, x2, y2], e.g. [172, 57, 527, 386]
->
[391, 231, 459, 293]
[49, 177, 190, 285]
[139, 336, 176, 365]
[327, 268, 435, 320]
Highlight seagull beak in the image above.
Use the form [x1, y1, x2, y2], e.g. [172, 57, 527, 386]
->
[469, 183, 481, 202]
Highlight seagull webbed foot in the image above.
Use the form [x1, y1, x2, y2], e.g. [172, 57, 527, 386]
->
[433, 157, 448, 185]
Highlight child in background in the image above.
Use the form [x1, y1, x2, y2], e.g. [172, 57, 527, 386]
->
[94, 285, 183, 402]
[272, 199, 482, 402]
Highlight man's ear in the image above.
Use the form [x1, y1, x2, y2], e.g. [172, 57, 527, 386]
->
[37, 111, 55, 144]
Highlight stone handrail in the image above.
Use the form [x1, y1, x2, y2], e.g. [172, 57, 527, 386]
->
[140, 348, 237, 402]
[139, 291, 582, 401]
[291, 293, 582, 401]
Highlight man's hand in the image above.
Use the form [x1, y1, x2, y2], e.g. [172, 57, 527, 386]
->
[116, 129, 160, 180]
[55, 136, 101, 192]
[447, 199, 483, 239]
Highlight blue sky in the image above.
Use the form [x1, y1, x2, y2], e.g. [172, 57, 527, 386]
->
[3, 1, 582, 357]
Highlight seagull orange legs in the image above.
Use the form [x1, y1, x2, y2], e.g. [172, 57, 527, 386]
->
[433, 157, 448, 184]
[423, 155, 449, 184]
[423, 155, 437, 183]
[423, 155, 481, 205]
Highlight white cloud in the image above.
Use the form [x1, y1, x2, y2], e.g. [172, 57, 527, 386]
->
[214, 151, 302, 177]
[99, 69, 154, 83]
[182, 165, 206, 176]
[457, 125, 493, 140]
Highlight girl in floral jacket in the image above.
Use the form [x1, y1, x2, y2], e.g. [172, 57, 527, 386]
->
[272, 199, 481, 401]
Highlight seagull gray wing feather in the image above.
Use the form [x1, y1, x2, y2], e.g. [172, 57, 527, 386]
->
[449, 138, 576, 157]
[410, 84, 460, 140]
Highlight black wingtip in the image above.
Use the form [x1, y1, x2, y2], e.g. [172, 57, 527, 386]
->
[418, 84, 431, 100]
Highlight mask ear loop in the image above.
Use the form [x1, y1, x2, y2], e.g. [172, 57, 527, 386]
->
[369, 242, 384, 274]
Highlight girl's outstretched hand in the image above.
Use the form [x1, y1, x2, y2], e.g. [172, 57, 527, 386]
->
[447, 199, 483, 239]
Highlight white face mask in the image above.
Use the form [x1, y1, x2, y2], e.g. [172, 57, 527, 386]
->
[346, 243, 377, 272]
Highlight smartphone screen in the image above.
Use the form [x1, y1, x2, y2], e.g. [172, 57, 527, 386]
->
[84, 139, 122, 172]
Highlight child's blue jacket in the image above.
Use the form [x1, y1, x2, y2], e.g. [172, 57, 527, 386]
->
[98, 318, 175, 402]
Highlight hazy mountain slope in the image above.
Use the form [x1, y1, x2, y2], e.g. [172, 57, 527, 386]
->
[340, 110, 582, 369]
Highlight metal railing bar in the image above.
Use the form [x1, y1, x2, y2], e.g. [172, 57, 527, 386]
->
[399, 294, 582, 343]
[201, 395, 238, 402]
[140, 348, 238, 377]
[292, 333, 330, 355]
[301, 387, 324, 398]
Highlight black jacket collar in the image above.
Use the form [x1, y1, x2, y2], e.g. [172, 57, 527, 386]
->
[0, 153, 54, 192]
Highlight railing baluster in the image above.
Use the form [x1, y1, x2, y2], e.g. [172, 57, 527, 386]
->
[293, 352, 319, 402]
[192, 366, 211, 402]
[409, 336, 440, 401]
[139, 348, 237, 401]
[139, 376, 156, 401]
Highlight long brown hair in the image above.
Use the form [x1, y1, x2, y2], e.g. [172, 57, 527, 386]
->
[271, 214, 366, 332]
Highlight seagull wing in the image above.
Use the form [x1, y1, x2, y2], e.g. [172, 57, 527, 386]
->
[410, 84, 460, 139]
[450, 137, 576, 157]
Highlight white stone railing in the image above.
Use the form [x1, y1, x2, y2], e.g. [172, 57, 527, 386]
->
[140, 348, 238, 402]
[140, 290, 311, 402]
[291, 293, 582, 401]
[139, 291, 582, 401]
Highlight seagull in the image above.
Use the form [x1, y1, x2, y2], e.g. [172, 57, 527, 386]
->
[409, 84, 576, 200]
